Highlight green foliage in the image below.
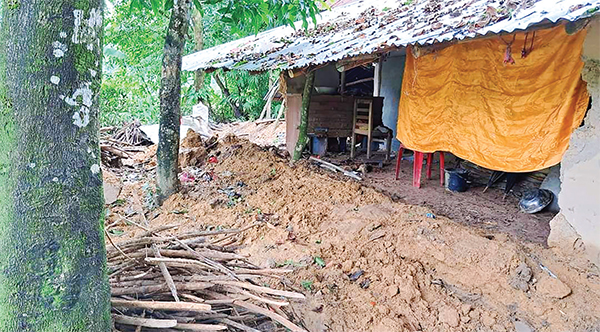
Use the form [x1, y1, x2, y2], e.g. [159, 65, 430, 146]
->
[101, 3, 169, 125]
[301, 280, 314, 291]
[100, 0, 323, 126]
[314, 256, 326, 268]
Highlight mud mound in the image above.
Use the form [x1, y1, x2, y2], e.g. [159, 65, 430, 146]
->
[107, 137, 600, 332]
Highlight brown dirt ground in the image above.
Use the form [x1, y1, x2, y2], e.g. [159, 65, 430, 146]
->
[364, 166, 553, 245]
[214, 120, 286, 148]
[104, 135, 600, 332]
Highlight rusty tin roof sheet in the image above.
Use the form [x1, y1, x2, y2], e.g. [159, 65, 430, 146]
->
[183, 0, 599, 72]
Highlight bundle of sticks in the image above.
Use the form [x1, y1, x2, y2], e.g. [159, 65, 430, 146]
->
[110, 120, 153, 146]
[108, 222, 307, 332]
[100, 121, 151, 168]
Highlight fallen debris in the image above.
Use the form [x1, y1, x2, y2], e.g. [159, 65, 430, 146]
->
[100, 121, 153, 168]
[509, 263, 532, 292]
[109, 223, 308, 332]
[105, 135, 600, 332]
[309, 156, 362, 180]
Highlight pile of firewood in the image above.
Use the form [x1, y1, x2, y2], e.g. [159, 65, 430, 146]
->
[108, 222, 307, 332]
[100, 121, 152, 168]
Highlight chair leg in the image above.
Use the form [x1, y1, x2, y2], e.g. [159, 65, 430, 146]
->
[439, 152, 445, 187]
[413, 151, 423, 188]
[395, 146, 404, 180]
[426, 153, 433, 180]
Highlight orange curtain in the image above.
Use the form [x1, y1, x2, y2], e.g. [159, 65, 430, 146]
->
[396, 25, 589, 172]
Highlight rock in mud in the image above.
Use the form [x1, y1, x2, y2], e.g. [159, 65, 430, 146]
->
[509, 263, 533, 292]
[386, 285, 399, 298]
[341, 260, 353, 273]
[536, 274, 572, 299]
[514, 320, 535, 332]
[438, 305, 460, 327]
[398, 280, 421, 302]
[103, 182, 121, 205]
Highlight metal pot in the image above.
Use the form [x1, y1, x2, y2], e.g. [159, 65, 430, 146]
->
[519, 189, 554, 214]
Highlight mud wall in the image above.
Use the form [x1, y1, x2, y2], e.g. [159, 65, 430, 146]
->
[552, 17, 600, 266]
[380, 51, 406, 151]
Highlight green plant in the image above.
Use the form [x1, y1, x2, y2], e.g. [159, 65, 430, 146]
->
[314, 256, 326, 267]
[301, 280, 314, 291]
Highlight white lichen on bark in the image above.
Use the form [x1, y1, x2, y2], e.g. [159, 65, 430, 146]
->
[64, 8, 102, 129]
[65, 83, 93, 128]
[90, 164, 100, 174]
[72, 8, 102, 47]
[52, 41, 67, 58]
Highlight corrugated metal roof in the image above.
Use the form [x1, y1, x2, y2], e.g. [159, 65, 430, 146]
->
[331, 0, 360, 8]
[183, 0, 600, 72]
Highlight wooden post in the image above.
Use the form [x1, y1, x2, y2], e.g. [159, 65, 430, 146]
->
[351, 99, 357, 159]
[374, 57, 383, 97]
[292, 71, 316, 161]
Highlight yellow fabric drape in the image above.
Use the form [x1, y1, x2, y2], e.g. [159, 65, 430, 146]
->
[396, 25, 589, 172]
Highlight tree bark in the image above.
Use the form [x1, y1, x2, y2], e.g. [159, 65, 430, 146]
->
[192, 8, 205, 98]
[157, 0, 190, 203]
[0, 2, 110, 331]
[293, 71, 316, 161]
[214, 72, 242, 119]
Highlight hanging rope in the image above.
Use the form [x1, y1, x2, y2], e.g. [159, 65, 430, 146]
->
[521, 31, 536, 58]
[499, 34, 517, 65]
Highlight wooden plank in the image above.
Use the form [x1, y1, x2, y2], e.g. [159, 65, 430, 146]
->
[346, 77, 374, 87]
[286, 94, 302, 155]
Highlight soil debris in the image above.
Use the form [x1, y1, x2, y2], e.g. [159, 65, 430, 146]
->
[105, 135, 600, 332]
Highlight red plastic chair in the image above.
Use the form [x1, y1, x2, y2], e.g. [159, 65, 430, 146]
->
[395, 144, 445, 188]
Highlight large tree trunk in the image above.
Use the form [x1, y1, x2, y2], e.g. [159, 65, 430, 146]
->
[0, 2, 110, 331]
[214, 72, 242, 119]
[293, 71, 316, 161]
[157, 0, 190, 202]
[192, 8, 205, 97]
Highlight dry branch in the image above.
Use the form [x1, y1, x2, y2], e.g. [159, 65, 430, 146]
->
[113, 314, 177, 328]
[233, 300, 307, 332]
[109, 222, 307, 331]
[112, 298, 211, 312]
[173, 323, 227, 331]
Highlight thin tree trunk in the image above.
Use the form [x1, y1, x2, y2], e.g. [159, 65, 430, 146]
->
[157, 0, 190, 203]
[293, 71, 316, 161]
[0, 2, 110, 331]
[214, 72, 242, 119]
[192, 8, 205, 98]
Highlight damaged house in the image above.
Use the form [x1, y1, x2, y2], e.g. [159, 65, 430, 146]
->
[182, 0, 600, 266]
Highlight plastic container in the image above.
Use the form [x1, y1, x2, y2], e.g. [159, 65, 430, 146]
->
[310, 136, 328, 156]
[445, 168, 469, 192]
